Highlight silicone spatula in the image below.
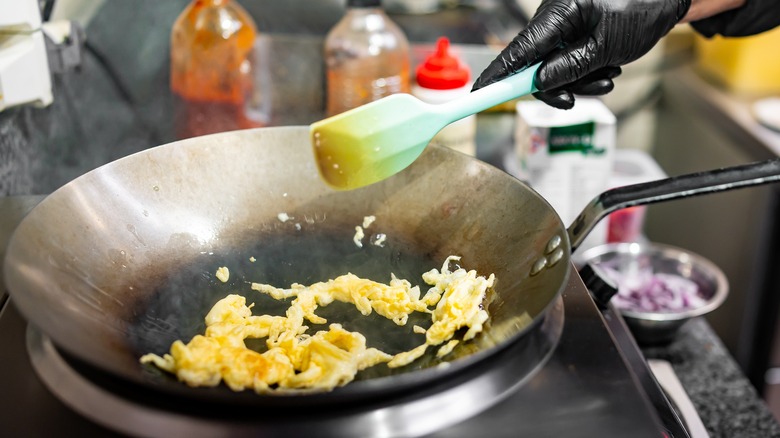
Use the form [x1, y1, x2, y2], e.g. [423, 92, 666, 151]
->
[311, 63, 541, 190]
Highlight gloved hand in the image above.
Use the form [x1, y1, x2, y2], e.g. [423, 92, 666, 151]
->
[473, 0, 692, 109]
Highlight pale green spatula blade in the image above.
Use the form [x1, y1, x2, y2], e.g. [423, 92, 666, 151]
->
[311, 63, 541, 190]
[312, 95, 444, 190]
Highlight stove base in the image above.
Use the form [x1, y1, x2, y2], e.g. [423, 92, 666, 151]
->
[27, 297, 563, 438]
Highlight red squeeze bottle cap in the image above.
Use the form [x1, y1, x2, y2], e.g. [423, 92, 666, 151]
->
[416, 37, 470, 90]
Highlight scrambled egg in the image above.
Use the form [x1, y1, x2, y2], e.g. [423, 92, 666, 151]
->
[141, 255, 495, 393]
[373, 233, 387, 247]
[362, 215, 376, 228]
[353, 226, 365, 248]
[215, 267, 229, 283]
[387, 256, 494, 367]
[353, 215, 379, 248]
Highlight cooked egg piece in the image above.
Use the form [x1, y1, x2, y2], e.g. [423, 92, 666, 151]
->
[253, 273, 428, 326]
[280, 324, 392, 389]
[436, 340, 459, 358]
[372, 233, 387, 247]
[362, 215, 376, 228]
[216, 266, 229, 283]
[388, 256, 493, 368]
[141, 295, 393, 393]
[387, 344, 428, 368]
[353, 226, 364, 248]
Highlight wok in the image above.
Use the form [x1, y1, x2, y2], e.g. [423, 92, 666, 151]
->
[4, 126, 780, 408]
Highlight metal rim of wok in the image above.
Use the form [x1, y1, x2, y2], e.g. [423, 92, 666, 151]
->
[3, 126, 572, 407]
[7, 126, 779, 407]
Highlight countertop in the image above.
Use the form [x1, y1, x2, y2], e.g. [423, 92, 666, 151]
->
[642, 318, 780, 437]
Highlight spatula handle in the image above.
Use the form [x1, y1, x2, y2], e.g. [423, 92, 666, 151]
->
[435, 63, 541, 122]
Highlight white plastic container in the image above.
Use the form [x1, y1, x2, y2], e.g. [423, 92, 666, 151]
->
[515, 98, 616, 253]
[412, 37, 476, 156]
[0, 0, 52, 112]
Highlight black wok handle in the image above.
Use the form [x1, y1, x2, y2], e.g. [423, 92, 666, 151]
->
[567, 158, 780, 252]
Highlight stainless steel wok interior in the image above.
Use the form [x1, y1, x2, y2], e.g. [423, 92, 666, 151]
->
[3, 127, 570, 406]
[6, 126, 780, 408]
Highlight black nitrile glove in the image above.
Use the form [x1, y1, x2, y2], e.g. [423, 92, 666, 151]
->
[473, 0, 692, 109]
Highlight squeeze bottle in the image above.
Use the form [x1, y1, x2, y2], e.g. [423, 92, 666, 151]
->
[170, 0, 266, 139]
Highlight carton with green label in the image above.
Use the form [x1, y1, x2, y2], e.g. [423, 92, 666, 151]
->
[514, 98, 616, 252]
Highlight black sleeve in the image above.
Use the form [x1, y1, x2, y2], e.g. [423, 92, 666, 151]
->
[691, 0, 780, 37]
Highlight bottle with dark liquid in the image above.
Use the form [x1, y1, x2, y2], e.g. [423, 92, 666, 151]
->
[324, 0, 410, 116]
[171, 0, 265, 139]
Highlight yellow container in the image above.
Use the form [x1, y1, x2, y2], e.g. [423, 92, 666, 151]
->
[694, 27, 780, 94]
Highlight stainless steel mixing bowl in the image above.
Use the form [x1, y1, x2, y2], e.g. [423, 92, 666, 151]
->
[580, 242, 729, 345]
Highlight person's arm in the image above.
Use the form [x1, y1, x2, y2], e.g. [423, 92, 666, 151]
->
[688, 0, 780, 37]
[682, 0, 745, 22]
[472, 0, 763, 110]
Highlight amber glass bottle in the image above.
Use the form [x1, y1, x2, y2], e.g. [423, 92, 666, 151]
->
[324, 0, 410, 116]
[170, 0, 264, 139]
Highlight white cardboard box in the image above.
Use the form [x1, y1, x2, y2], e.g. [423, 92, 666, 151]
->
[515, 98, 616, 252]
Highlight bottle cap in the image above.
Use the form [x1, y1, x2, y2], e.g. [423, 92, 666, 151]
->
[415, 37, 470, 90]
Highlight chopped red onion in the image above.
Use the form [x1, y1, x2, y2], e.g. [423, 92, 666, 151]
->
[600, 265, 705, 313]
